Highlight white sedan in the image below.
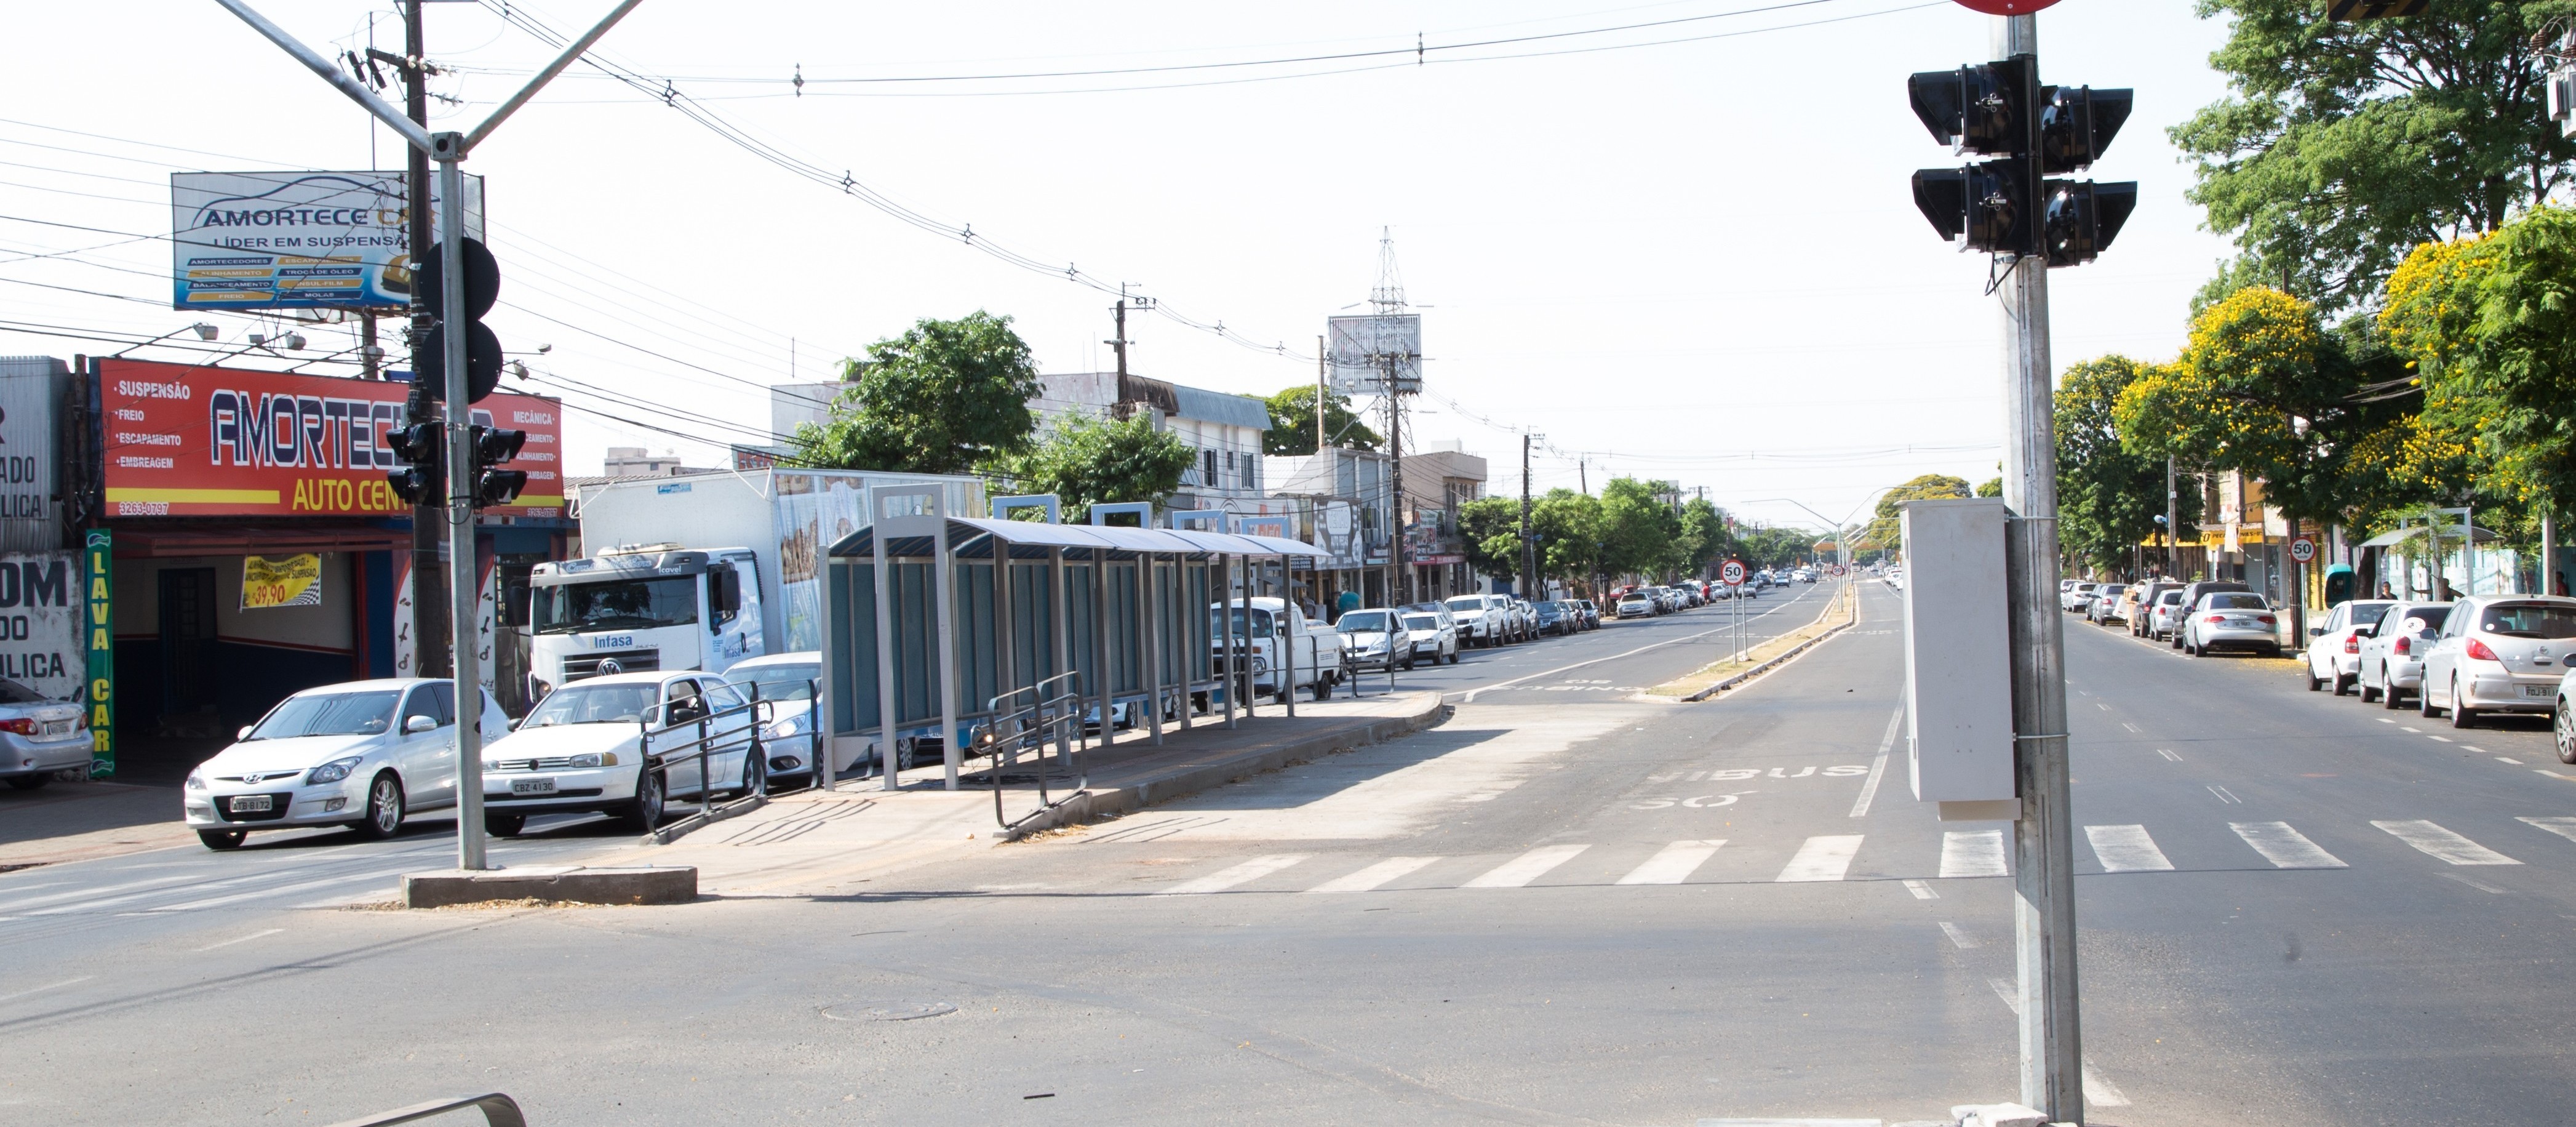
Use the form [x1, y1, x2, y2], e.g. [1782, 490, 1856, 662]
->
[185, 679, 508, 851]
[478, 671, 762, 836]
[726, 652, 823, 787]
[2302, 599, 2396, 696]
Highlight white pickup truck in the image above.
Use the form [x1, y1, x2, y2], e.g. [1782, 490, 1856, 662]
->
[1210, 597, 1344, 702]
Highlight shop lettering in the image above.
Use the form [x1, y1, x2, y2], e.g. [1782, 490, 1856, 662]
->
[0, 559, 69, 608]
[196, 207, 375, 228]
[207, 390, 402, 471]
[290, 476, 405, 513]
[0, 652, 68, 680]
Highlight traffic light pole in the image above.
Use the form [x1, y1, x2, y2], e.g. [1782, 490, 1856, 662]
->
[1992, 14, 2084, 1123]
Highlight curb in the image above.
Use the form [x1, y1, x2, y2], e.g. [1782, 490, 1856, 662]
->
[1680, 589, 1862, 702]
[1003, 694, 1451, 841]
[401, 864, 698, 907]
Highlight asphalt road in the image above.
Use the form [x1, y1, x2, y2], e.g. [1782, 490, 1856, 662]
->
[9, 579, 2567, 1126]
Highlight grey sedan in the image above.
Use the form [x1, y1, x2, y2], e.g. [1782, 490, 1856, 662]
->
[2182, 592, 2281, 657]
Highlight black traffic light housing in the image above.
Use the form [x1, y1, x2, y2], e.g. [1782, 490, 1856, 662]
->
[1908, 57, 2135, 263]
[2044, 181, 2137, 268]
[468, 425, 529, 508]
[414, 236, 504, 404]
[386, 422, 443, 506]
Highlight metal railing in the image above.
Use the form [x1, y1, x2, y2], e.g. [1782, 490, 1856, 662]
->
[323, 1093, 524, 1127]
[637, 689, 775, 845]
[972, 672, 1088, 831]
[738, 676, 824, 792]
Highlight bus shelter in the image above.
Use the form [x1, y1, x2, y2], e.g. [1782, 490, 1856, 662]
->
[816, 489, 1320, 790]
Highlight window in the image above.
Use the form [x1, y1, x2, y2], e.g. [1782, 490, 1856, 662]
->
[250, 691, 401, 739]
[2478, 602, 2576, 639]
[532, 576, 700, 634]
[1200, 447, 1217, 486]
[2205, 593, 2267, 610]
[1338, 611, 1394, 633]
[523, 683, 658, 727]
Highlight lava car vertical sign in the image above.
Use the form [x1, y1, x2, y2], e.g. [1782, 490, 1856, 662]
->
[83, 529, 111, 778]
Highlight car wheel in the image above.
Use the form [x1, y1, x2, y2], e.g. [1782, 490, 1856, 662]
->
[2419, 680, 2441, 718]
[2556, 698, 2576, 764]
[2334, 673, 2355, 697]
[197, 828, 246, 851]
[1446, 649, 1460, 665]
[5, 773, 48, 791]
[2383, 670, 2407, 710]
[1312, 675, 1333, 702]
[621, 768, 667, 832]
[2306, 663, 2324, 692]
[738, 749, 767, 798]
[351, 772, 405, 840]
[2449, 678, 2478, 728]
[485, 813, 527, 838]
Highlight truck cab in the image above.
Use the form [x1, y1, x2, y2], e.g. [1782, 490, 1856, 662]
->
[524, 545, 764, 703]
[1210, 596, 1344, 702]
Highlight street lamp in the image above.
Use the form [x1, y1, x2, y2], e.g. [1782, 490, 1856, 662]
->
[108, 323, 220, 358]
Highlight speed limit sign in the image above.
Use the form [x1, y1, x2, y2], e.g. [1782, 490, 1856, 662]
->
[1721, 559, 1747, 585]
[2289, 537, 2316, 564]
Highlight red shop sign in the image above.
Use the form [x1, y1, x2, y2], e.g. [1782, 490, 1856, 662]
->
[97, 358, 563, 519]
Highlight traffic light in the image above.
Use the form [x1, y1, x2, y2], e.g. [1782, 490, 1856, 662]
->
[1908, 57, 2135, 263]
[386, 422, 443, 505]
[468, 425, 528, 508]
[414, 236, 503, 404]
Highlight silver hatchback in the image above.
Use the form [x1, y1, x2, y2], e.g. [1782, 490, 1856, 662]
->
[2182, 592, 2281, 657]
[2421, 596, 2576, 728]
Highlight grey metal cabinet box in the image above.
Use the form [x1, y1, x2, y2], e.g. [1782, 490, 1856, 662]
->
[1900, 499, 2017, 812]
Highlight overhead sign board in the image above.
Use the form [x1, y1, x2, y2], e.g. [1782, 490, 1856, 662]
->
[95, 358, 561, 519]
[1328, 314, 1422, 396]
[169, 170, 484, 311]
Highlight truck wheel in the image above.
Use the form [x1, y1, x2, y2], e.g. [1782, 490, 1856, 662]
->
[1312, 676, 1334, 701]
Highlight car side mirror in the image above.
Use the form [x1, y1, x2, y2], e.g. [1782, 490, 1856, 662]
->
[2353, 626, 2375, 638]
[404, 715, 438, 735]
[2308, 627, 2326, 637]
[237, 725, 253, 741]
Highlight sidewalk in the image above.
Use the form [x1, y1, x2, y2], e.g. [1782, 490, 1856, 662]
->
[622, 689, 1449, 899]
[0, 780, 196, 869]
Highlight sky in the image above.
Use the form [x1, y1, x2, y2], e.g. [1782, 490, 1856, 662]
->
[0, 0, 2241, 537]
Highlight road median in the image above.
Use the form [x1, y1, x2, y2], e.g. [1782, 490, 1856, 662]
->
[1645, 581, 1860, 701]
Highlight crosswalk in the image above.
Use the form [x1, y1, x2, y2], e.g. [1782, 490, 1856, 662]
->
[0, 838, 602, 933]
[1121, 814, 2576, 897]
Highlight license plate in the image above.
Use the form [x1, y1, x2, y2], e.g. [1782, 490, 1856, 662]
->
[229, 795, 273, 813]
[41, 720, 70, 736]
[511, 777, 558, 795]
[2524, 685, 2553, 699]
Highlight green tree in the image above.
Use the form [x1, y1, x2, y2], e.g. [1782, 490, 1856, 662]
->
[792, 311, 1043, 473]
[1600, 478, 1684, 579]
[1530, 489, 1607, 588]
[1455, 495, 1523, 581]
[2057, 357, 2201, 575]
[1260, 385, 1381, 455]
[2382, 208, 2576, 510]
[1864, 474, 1972, 551]
[1976, 477, 2002, 498]
[981, 410, 1196, 524]
[1678, 496, 1733, 577]
[2172, 0, 2576, 315]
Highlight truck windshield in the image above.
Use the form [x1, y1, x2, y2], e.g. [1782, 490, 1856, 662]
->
[245, 690, 401, 740]
[1210, 607, 1275, 638]
[532, 577, 698, 635]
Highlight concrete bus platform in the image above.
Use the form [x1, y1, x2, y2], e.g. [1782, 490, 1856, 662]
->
[623, 689, 1448, 899]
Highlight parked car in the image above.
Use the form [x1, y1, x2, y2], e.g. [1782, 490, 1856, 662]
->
[1616, 590, 1657, 619]
[2301, 600, 2396, 696]
[2145, 588, 2190, 641]
[2183, 591, 2282, 657]
[1566, 600, 1600, 630]
[478, 670, 764, 836]
[0, 678, 85, 791]
[1535, 601, 1577, 636]
[1443, 594, 1510, 647]
[1400, 609, 1461, 664]
[725, 651, 822, 787]
[2125, 582, 2182, 636]
[1336, 608, 1416, 672]
[2086, 587, 2126, 625]
[2419, 595, 2576, 728]
[2356, 601, 2452, 708]
[2171, 581, 2254, 648]
[1211, 597, 1345, 699]
[2062, 582, 2098, 612]
[184, 678, 509, 850]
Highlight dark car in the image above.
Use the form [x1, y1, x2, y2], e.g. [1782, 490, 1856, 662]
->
[1535, 601, 1575, 636]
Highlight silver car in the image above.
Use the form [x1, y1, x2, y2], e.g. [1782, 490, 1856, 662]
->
[185, 679, 509, 850]
[2420, 595, 2576, 728]
[2302, 600, 2396, 696]
[0, 678, 86, 790]
[2062, 582, 2098, 612]
[2182, 591, 2282, 657]
[2356, 601, 2451, 708]
[2146, 588, 2189, 641]
[1335, 608, 1416, 672]
[726, 651, 822, 787]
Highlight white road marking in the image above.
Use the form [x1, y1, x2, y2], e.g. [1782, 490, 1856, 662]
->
[1461, 844, 1590, 889]
[2429, 736, 2452, 743]
[1900, 879, 1937, 900]
[1987, 976, 2019, 1011]
[2207, 785, 2243, 804]
[1697, 1120, 1881, 1126]
[2377, 718, 2395, 724]
[2400, 726, 2422, 733]
[2464, 745, 2488, 753]
[2084, 825, 2175, 872]
[154, 868, 410, 912]
[2156, 748, 2182, 762]
[2083, 1061, 2132, 1107]
[0, 976, 92, 1005]
[2516, 816, 2576, 844]
[2230, 822, 2347, 868]
[1774, 835, 1864, 883]
[1157, 854, 1311, 895]
[191, 927, 284, 952]
[1616, 840, 1726, 885]
[2495, 756, 2523, 764]
[2120, 721, 2140, 733]
[1938, 921, 1980, 949]
[2444, 873, 2510, 894]
[1459, 595, 1811, 702]
[2372, 820, 2521, 865]
[1849, 705, 1901, 819]
[1304, 857, 1438, 894]
[1939, 830, 2008, 878]
[0, 873, 204, 915]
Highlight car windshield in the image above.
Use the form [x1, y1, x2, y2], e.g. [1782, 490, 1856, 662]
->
[733, 664, 819, 702]
[1402, 614, 1438, 631]
[1211, 608, 1277, 637]
[1444, 597, 1485, 612]
[2478, 602, 2576, 638]
[2206, 593, 2268, 610]
[2157, 592, 2183, 604]
[1621, 593, 1649, 602]
[532, 576, 699, 635]
[523, 683, 660, 726]
[246, 689, 401, 740]
[2341, 601, 2395, 627]
[0, 678, 48, 705]
[1338, 611, 1394, 633]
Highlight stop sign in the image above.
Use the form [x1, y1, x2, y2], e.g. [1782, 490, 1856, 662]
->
[1950, 0, 2063, 12]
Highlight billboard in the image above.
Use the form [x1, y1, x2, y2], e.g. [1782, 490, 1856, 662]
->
[1328, 314, 1422, 395]
[96, 358, 562, 519]
[0, 356, 65, 551]
[0, 551, 82, 702]
[169, 170, 484, 311]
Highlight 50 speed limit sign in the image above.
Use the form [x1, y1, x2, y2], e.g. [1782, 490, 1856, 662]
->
[2289, 537, 2316, 564]
[1721, 559, 1747, 585]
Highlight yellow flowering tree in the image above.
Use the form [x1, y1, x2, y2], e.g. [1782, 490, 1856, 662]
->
[2383, 207, 2576, 510]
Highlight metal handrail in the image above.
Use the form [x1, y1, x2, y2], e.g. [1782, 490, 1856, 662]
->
[322, 1093, 524, 1127]
[974, 676, 1088, 831]
[738, 676, 823, 791]
[636, 689, 775, 844]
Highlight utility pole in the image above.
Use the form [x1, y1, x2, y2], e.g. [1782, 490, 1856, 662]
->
[1578, 457, 1588, 496]
[1386, 382, 1408, 603]
[1108, 291, 1130, 383]
[2166, 454, 2179, 578]
[1315, 334, 1328, 454]
[400, 0, 447, 678]
[1519, 432, 1536, 598]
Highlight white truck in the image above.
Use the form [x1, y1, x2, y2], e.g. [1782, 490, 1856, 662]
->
[527, 469, 981, 703]
[1211, 596, 1345, 702]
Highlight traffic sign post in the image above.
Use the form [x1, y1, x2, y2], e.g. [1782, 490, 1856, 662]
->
[1721, 559, 1749, 661]
[2290, 537, 2316, 564]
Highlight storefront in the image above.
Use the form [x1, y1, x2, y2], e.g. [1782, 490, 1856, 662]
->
[81, 358, 568, 777]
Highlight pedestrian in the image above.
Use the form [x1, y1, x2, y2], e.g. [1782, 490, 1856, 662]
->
[1338, 587, 1360, 620]
[2555, 571, 2569, 597]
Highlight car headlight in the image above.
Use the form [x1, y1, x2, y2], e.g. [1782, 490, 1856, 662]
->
[1251, 656, 1270, 672]
[764, 714, 810, 739]
[186, 771, 207, 790]
[567, 752, 605, 768]
[307, 755, 364, 785]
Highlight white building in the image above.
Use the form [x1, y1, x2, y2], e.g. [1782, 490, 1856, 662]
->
[1032, 372, 1272, 513]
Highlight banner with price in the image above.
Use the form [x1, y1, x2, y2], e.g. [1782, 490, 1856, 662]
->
[241, 553, 324, 609]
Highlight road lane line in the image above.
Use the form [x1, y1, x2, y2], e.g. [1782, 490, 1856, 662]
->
[2084, 825, 2174, 872]
[2516, 816, 2576, 844]
[2156, 748, 2182, 761]
[191, 928, 284, 952]
[1304, 857, 1439, 894]
[1616, 841, 1725, 885]
[2083, 1062, 2132, 1107]
[1901, 880, 1937, 900]
[1461, 844, 1589, 888]
[1157, 854, 1312, 895]
[2372, 820, 2521, 865]
[1848, 705, 1902, 819]
[2444, 873, 2510, 894]
[1774, 836, 1864, 882]
[0, 976, 92, 1005]
[2230, 822, 2347, 868]
[0, 873, 205, 914]
[1457, 594, 1812, 702]
[154, 868, 412, 912]
[2495, 756, 2523, 764]
[1938, 830, 2008, 878]
[1938, 921, 1980, 949]
[2429, 736, 2452, 743]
